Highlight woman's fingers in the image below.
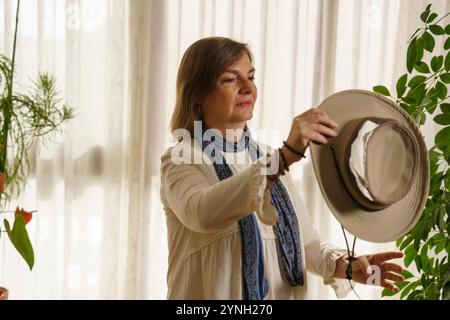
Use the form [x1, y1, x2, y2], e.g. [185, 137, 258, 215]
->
[381, 280, 400, 293]
[313, 123, 338, 137]
[289, 108, 339, 148]
[370, 251, 404, 265]
[314, 111, 338, 129]
[303, 123, 338, 145]
[384, 271, 405, 282]
[299, 108, 338, 129]
[381, 262, 404, 274]
[309, 132, 329, 145]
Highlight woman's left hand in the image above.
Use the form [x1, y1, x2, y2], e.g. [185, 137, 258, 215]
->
[334, 251, 405, 293]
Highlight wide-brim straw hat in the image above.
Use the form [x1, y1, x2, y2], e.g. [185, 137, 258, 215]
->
[310, 90, 429, 243]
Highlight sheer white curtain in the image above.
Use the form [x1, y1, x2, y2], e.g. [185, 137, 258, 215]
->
[0, 0, 137, 299]
[0, 0, 447, 299]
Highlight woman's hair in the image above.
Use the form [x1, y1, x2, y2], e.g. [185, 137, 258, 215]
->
[170, 37, 253, 137]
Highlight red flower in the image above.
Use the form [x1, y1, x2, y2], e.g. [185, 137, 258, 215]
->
[14, 207, 33, 225]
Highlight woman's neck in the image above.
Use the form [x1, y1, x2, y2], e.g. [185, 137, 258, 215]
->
[203, 121, 247, 142]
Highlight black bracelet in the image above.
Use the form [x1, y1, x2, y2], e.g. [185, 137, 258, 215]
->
[283, 141, 306, 158]
[279, 148, 289, 172]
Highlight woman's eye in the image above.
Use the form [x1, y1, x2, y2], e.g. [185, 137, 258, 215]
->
[249, 76, 255, 81]
[223, 77, 237, 83]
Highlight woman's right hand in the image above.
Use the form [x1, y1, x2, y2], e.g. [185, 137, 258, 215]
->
[283, 108, 339, 164]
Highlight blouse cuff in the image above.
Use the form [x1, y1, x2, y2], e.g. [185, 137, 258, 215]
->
[248, 161, 277, 226]
[322, 249, 354, 299]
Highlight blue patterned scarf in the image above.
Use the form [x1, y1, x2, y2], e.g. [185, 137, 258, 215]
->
[195, 123, 304, 299]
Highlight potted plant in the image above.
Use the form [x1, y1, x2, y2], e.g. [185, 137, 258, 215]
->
[0, 0, 74, 299]
[373, 4, 450, 300]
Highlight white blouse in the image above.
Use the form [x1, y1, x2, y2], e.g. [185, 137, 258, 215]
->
[160, 139, 352, 299]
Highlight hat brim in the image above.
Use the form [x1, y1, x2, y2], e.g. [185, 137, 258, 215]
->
[310, 90, 429, 243]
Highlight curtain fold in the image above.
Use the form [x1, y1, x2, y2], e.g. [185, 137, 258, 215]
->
[1, 0, 448, 299]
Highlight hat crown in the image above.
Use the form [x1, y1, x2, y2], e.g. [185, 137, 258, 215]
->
[335, 117, 418, 210]
[365, 120, 418, 206]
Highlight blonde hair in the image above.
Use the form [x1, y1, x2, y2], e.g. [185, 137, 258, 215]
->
[170, 37, 253, 138]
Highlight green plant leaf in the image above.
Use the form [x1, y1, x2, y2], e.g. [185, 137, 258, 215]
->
[440, 103, 450, 114]
[396, 74, 408, 97]
[419, 112, 426, 125]
[426, 87, 438, 99]
[408, 83, 427, 105]
[415, 255, 423, 271]
[435, 81, 448, 99]
[430, 163, 438, 176]
[381, 288, 398, 297]
[446, 51, 450, 71]
[435, 127, 450, 151]
[404, 244, 417, 267]
[396, 236, 405, 247]
[435, 238, 446, 254]
[445, 37, 450, 50]
[399, 235, 414, 250]
[420, 245, 430, 272]
[441, 73, 450, 83]
[422, 31, 435, 52]
[427, 13, 438, 24]
[416, 38, 424, 63]
[430, 172, 444, 195]
[409, 28, 422, 42]
[401, 269, 415, 279]
[401, 281, 420, 299]
[429, 148, 440, 164]
[403, 97, 417, 105]
[446, 24, 450, 35]
[423, 97, 436, 114]
[373, 85, 391, 96]
[434, 114, 450, 125]
[443, 148, 450, 165]
[400, 102, 416, 114]
[431, 55, 444, 72]
[407, 38, 417, 73]
[408, 75, 427, 88]
[430, 24, 445, 35]
[4, 216, 34, 270]
[415, 62, 430, 73]
[421, 9, 431, 23]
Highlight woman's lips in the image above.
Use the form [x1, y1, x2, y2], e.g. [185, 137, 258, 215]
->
[236, 101, 253, 107]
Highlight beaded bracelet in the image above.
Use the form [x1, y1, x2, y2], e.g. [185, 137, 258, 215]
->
[279, 148, 289, 172]
[283, 141, 306, 158]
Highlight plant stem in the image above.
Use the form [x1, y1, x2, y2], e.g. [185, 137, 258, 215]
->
[1, 0, 21, 173]
[11, 0, 20, 72]
[434, 12, 450, 25]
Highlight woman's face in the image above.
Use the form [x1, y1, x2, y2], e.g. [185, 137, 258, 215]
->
[201, 54, 257, 134]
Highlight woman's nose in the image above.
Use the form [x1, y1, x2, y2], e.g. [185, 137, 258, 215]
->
[239, 79, 254, 95]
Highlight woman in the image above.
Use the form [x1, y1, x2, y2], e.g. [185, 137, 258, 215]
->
[160, 37, 405, 299]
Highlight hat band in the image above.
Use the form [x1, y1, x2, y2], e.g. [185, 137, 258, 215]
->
[334, 118, 392, 210]
[333, 117, 420, 211]
[330, 144, 381, 211]
[345, 119, 419, 208]
[348, 120, 379, 202]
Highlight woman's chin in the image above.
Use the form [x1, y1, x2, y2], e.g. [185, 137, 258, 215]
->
[235, 109, 253, 120]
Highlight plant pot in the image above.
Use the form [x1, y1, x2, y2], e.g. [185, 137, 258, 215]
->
[0, 287, 8, 300]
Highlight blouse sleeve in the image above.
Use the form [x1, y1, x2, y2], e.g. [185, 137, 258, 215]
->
[160, 146, 277, 234]
[283, 173, 353, 299]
